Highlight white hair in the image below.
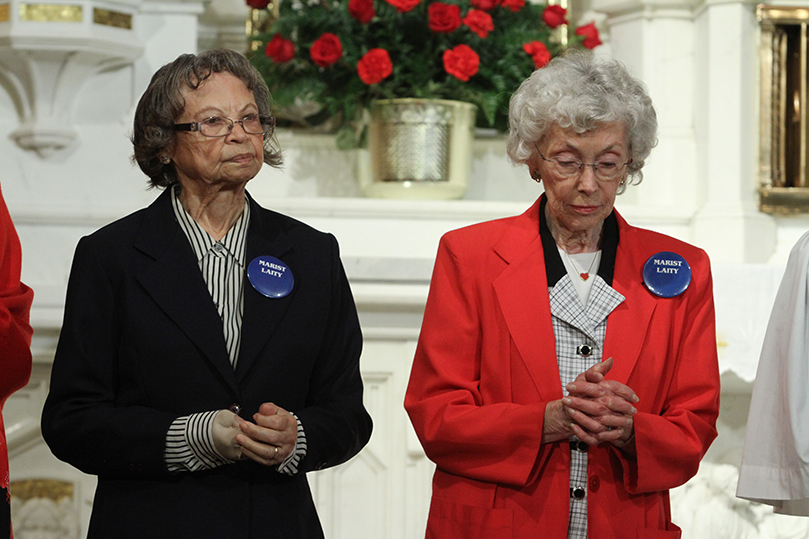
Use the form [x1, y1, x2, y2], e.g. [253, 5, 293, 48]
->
[506, 50, 658, 190]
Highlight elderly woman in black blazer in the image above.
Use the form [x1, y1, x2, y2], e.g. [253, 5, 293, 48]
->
[41, 49, 372, 539]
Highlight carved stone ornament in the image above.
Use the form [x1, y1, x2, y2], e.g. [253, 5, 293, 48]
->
[0, 0, 143, 157]
[10, 479, 79, 539]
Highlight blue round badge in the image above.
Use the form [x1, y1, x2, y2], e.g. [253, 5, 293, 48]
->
[247, 256, 294, 298]
[642, 252, 691, 298]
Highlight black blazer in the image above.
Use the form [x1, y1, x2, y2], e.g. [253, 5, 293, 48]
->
[41, 189, 372, 539]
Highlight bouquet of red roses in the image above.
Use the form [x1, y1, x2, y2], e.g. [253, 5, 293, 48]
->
[248, 0, 600, 147]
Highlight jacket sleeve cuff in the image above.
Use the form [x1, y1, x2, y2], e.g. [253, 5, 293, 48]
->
[165, 410, 233, 472]
[277, 414, 307, 476]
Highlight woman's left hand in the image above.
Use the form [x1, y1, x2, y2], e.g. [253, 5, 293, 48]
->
[562, 358, 637, 451]
[235, 402, 298, 466]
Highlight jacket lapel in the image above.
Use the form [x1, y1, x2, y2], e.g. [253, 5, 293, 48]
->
[234, 196, 295, 380]
[492, 200, 563, 401]
[492, 203, 657, 398]
[602, 215, 657, 385]
[132, 189, 238, 393]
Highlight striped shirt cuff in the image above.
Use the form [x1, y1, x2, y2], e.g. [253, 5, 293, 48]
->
[165, 411, 233, 472]
[276, 414, 307, 476]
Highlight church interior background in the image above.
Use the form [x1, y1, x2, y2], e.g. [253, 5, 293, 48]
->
[2, 0, 808, 536]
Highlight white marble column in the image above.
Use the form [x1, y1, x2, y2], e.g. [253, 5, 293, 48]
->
[592, 0, 777, 263]
[690, 0, 776, 263]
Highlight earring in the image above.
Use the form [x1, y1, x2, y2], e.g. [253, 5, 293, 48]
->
[531, 170, 541, 183]
[159, 155, 170, 165]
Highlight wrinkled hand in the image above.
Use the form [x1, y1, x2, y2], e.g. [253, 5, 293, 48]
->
[213, 409, 244, 461]
[235, 402, 298, 467]
[562, 358, 638, 449]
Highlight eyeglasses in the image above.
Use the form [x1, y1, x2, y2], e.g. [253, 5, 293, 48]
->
[174, 113, 275, 138]
[536, 146, 632, 183]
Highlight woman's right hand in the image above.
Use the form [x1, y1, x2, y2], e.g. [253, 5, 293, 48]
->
[566, 358, 638, 447]
[543, 358, 638, 448]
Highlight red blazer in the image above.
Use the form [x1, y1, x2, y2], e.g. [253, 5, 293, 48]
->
[0, 186, 33, 539]
[405, 198, 720, 539]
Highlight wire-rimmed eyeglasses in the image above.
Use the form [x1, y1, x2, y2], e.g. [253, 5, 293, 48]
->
[535, 145, 632, 183]
[174, 114, 275, 138]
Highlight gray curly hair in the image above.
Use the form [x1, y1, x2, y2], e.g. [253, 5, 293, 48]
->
[132, 49, 283, 189]
[506, 50, 657, 191]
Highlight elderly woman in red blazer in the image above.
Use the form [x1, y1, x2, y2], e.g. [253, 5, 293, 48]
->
[0, 186, 33, 539]
[405, 51, 720, 539]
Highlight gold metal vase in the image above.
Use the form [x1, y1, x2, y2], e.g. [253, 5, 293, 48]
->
[358, 99, 477, 199]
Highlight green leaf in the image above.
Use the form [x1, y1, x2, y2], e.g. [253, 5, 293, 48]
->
[335, 125, 359, 149]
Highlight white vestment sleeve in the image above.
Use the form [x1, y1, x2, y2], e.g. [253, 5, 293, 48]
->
[737, 230, 809, 515]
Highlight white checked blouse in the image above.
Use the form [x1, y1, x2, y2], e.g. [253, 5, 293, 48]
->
[540, 199, 625, 539]
[550, 276, 624, 539]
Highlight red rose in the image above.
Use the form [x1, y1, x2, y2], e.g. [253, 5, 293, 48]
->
[542, 5, 567, 28]
[500, 0, 524, 12]
[385, 0, 420, 13]
[246, 0, 271, 8]
[576, 22, 602, 49]
[442, 44, 479, 81]
[265, 34, 295, 63]
[463, 9, 493, 38]
[523, 41, 551, 68]
[349, 0, 375, 23]
[471, 0, 499, 11]
[357, 49, 393, 85]
[310, 33, 343, 67]
[428, 3, 461, 33]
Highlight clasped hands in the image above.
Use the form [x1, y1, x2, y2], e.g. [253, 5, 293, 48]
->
[545, 357, 638, 451]
[212, 402, 298, 466]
